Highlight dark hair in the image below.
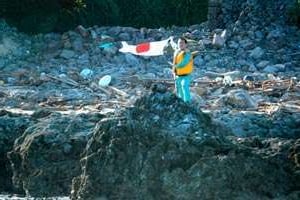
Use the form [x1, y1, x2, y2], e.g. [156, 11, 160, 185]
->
[179, 36, 187, 44]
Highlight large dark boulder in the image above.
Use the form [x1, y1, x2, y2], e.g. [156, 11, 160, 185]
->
[71, 87, 299, 200]
[71, 88, 221, 199]
[0, 110, 31, 193]
[7, 112, 102, 197]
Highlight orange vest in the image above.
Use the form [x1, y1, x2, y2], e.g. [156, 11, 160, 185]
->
[173, 51, 193, 75]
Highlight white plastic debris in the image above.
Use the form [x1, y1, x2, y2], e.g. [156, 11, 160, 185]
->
[40, 72, 47, 80]
[98, 75, 112, 87]
[59, 74, 67, 78]
[223, 75, 233, 86]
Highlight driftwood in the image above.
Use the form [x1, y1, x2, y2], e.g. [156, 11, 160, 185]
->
[96, 86, 111, 95]
[45, 74, 79, 87]
[257, 102, 280, 115]
[45, 73, 130, 99]
[100, 100, 129, 106]
[45, 73, 111, 96]
[108, 86, 129, 97]
[43, 73, 300, 115]
[122, 75, 222, 87]
[281, 101, 300, 113]
[258, 100, 300, 114]
[204, 70, 240, 79]
[262, 78, 296, 91]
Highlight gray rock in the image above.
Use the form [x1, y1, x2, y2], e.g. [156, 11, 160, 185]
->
[219, 89, 257, 109]
[102, 45, 118, 55]
[239, 39, 254, 50]
[228, 41, 239, 49]
[263, 64, 285, 73]
[125, 53, 140, 67]
[70, 91, 298, 200]
[218, 111, 300, 139]
[70, 91, 231, 200]
[254, 30, 264, 40]
[7, 113, 98, 196]
[60, 49, 76, 59]
[203, 54, 212, 62]
[118, 32, 131, 41]
[0, 59, 5, 70]
[257, 60, 270, 69]
[248, 63, 258, 72]
[72, 39, 84, 52]
[250, 47, 264, 59]
[266, 29, 284, 40]
[193, 56, 205, 66]
[0, 111, 32, 193]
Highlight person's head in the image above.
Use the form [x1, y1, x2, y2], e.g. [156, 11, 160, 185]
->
[178, 37, 187, 50]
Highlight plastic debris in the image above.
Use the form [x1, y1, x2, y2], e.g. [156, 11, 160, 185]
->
[223, 75, 233, 86]
[80, 68, 94, 80]
[98, 75, 112, 87]
[99, 42, 114, 49]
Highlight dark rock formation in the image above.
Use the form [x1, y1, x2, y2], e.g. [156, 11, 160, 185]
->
[209, 0, 296, 29]
[219, 111, 300, 138]
[71, 87, 227, 199]
[0, 0, 299, 198]
[7, 112, 102, 196]
[0, 110, 31, 193]
[289, 139, 300, 175]
[71, 88, 299, 200]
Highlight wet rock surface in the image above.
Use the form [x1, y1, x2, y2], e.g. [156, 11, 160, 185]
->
[7, 112, 102, 197]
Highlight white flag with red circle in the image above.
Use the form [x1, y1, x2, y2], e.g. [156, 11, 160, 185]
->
[119, 37, 173, 56]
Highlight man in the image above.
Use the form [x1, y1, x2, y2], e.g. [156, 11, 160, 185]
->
[172, 37, 193, 103]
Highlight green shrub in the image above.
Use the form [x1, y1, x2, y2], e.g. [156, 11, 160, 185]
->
[1, 0, 208, 34]
[287, 0, 300, 27]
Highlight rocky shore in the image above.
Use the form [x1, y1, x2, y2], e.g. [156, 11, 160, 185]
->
[0, 0, 300, 199]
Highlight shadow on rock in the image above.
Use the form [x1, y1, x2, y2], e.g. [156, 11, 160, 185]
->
[0, 110, 32, 194]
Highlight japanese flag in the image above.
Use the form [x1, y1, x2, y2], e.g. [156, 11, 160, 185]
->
[119, 37, 173, 56]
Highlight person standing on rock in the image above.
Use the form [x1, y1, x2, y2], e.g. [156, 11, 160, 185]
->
[172, 37, 194, 103]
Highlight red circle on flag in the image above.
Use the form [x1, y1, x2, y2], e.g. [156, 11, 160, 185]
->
[136, 42, 150, 53]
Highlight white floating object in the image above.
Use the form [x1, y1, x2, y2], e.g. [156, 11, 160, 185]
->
[98, 75, 111, 87]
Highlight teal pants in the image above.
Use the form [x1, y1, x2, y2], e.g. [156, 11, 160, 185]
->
[175, 75, 191, 103]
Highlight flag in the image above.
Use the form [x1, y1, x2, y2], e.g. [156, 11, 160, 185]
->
[119, 37, 172, 56]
